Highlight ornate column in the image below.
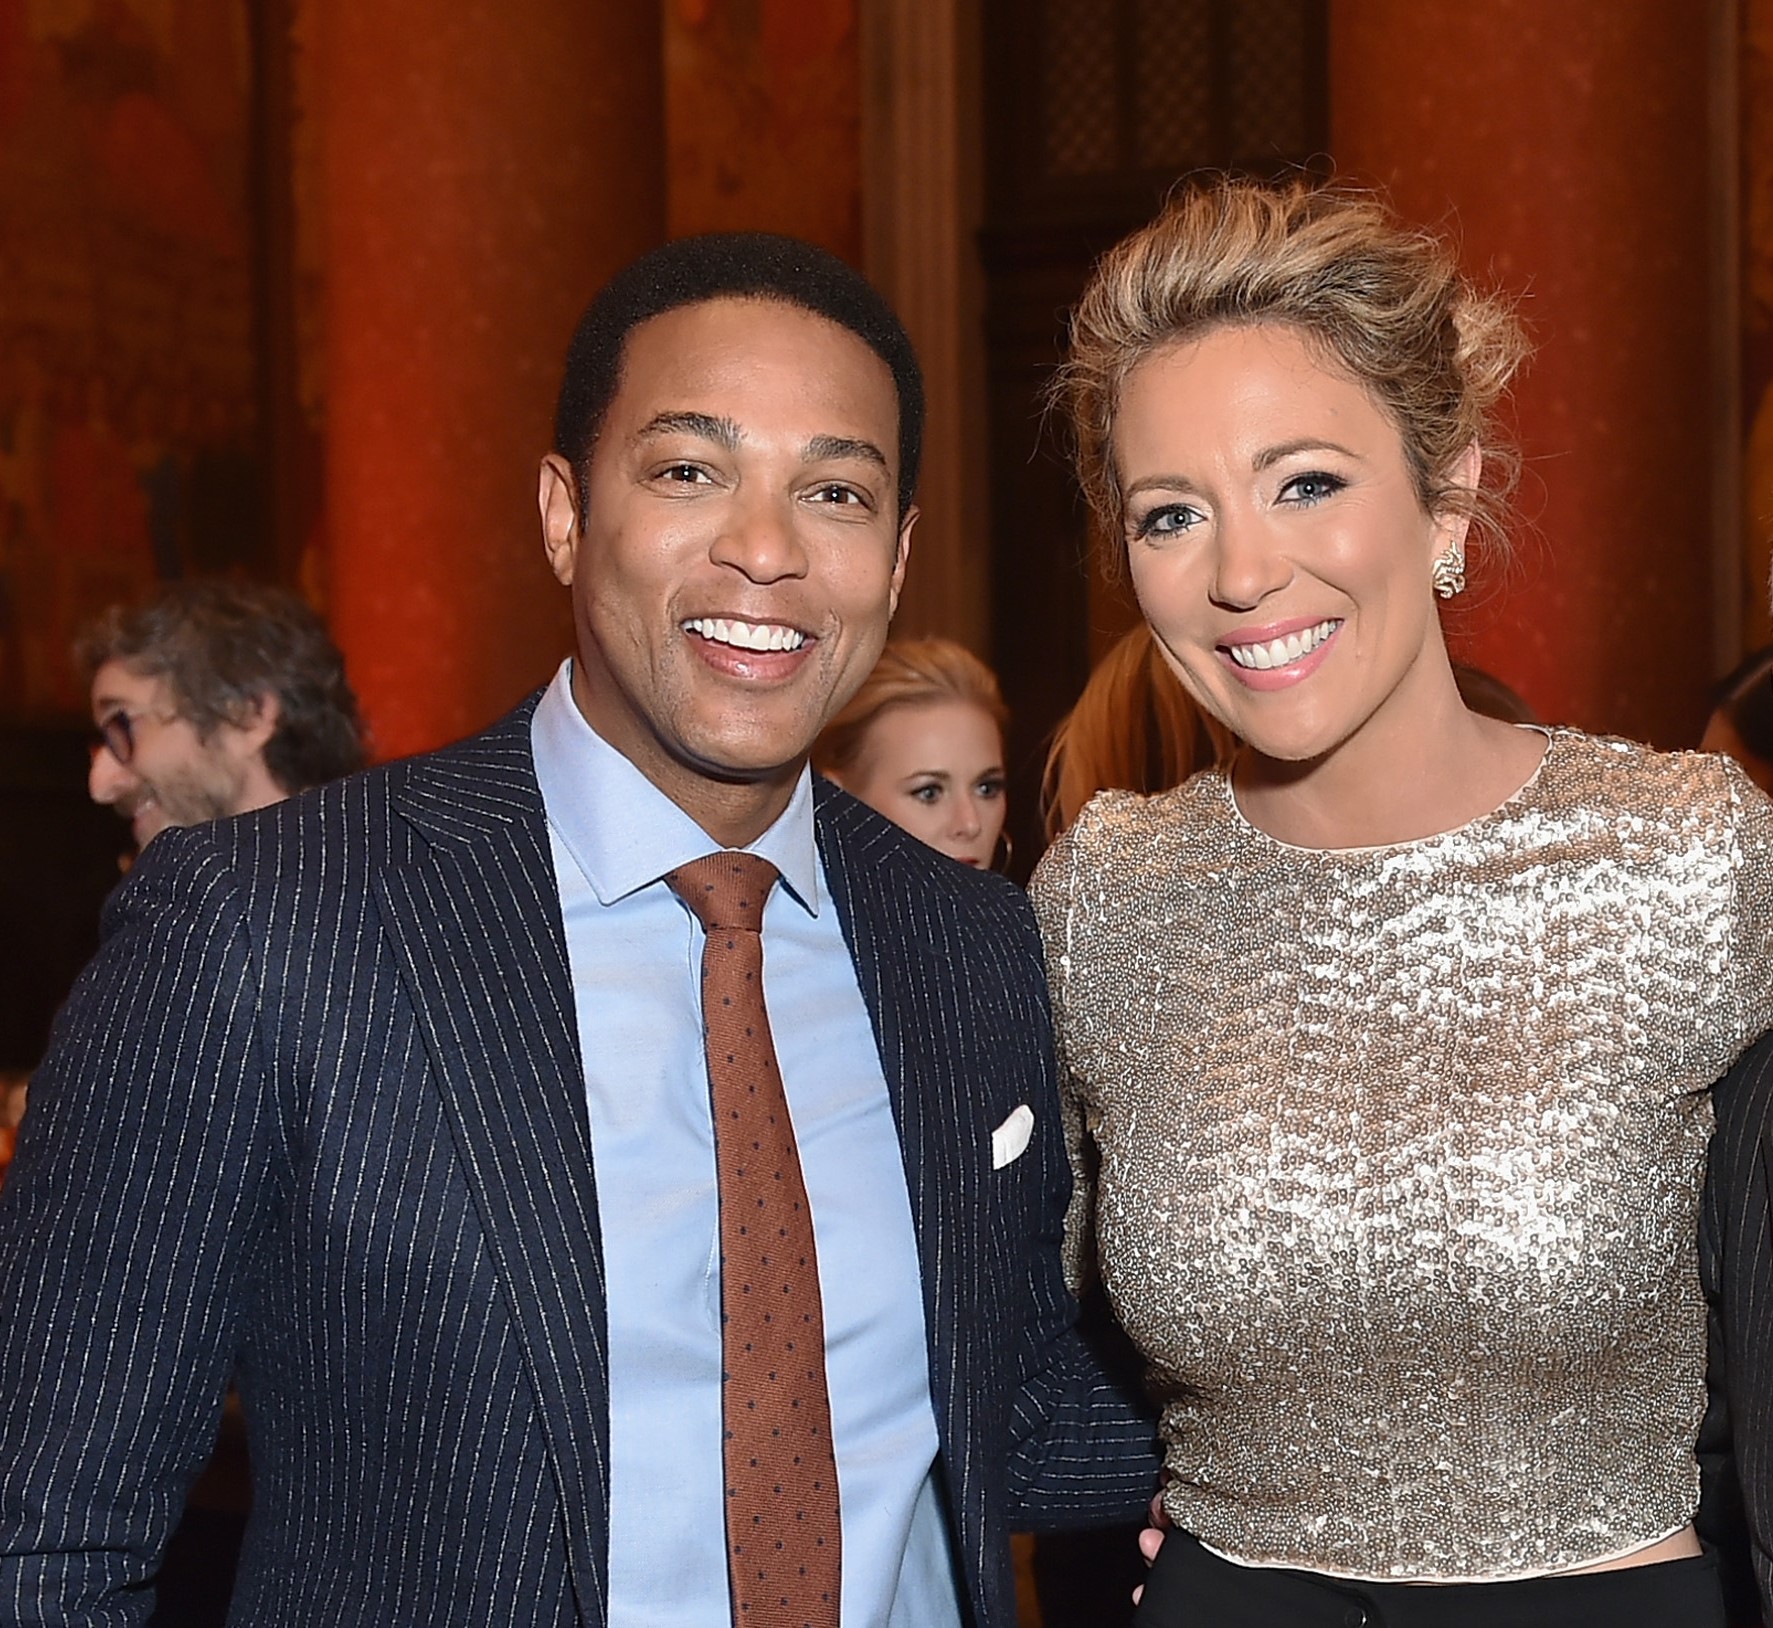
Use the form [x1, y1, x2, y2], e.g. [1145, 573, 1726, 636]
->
[860, 0, 990, 653]
[1332, 0, 1724, 746]
[665, 0, 862, 257]
[318, 0, 664, 758]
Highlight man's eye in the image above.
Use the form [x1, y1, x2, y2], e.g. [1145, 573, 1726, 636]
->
[659, 463, 710, 484]
[811, 483, 866, 507]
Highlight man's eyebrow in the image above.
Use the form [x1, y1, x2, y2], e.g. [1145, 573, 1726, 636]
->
[634, 411, 742, 450]
[804, 434, 889, 471]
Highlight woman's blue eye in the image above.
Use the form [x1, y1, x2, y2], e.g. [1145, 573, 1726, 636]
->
[1281, 472, 1345, 505]
[1134, 503, 1202, 540]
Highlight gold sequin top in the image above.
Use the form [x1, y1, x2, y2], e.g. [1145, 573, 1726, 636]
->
[1031, 730, 1773, 1582]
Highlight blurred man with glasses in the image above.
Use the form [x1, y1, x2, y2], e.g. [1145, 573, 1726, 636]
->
[41, 580, 366, 1625]
[80, 580, 365, 849]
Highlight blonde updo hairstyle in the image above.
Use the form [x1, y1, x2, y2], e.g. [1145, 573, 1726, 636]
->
[1055, 176, 1529, 578]
[813, 636, 1009, 781]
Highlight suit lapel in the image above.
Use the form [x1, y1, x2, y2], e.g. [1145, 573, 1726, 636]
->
[373, 705, 611, 1625]
[813, 779, 981, 1408]
[814, 777, 924, 1170]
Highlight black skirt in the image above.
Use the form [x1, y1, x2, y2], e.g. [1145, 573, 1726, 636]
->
[1134, 1531, 1726, 1628]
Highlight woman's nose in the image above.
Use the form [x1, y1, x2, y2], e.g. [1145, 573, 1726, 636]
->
[1209, 511, 1290, 610]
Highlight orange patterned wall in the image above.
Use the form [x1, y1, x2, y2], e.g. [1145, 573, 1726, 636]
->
[664, 0, 861, 261]
[0, 0, 261, 720]
[1333, 0, 1716, 747]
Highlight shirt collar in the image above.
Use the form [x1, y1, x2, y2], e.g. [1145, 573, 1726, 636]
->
[530, 659, 822, 917]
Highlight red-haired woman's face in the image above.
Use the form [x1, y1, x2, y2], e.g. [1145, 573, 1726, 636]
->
[834, 699, 1006, 867]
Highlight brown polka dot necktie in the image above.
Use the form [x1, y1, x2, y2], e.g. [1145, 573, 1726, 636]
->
[666, 851, 842, 1628]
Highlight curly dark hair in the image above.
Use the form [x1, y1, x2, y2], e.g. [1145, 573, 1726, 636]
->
[76, 581, 365, 795]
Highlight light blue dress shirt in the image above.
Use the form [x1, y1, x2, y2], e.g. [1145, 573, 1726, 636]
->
[531, 662, 963, 1627]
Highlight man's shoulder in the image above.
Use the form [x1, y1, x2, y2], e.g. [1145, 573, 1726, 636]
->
[147, 695, 548, 934]
[1714, 1028, 1773, 1177]
[813, 776, 1029, 918]
[811, 776, 1042, 998]
[225, 693, 544, 851]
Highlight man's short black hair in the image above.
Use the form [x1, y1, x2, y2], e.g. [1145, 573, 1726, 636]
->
[553, 232, 924, 518]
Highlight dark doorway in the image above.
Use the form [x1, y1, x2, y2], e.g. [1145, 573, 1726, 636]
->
[980, 0, 1329, 872]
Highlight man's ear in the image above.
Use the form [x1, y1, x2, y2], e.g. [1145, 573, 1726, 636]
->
[887, 503, 918, 621]
[539, 453, 580, 586]
[238, 690, 281, 756]
[228, 693, 291, 812]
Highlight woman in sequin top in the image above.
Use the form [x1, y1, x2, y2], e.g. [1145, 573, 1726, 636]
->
[1031, 177, 1773, 1628]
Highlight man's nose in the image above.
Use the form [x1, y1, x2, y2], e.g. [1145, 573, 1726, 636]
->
[88, 744, 135, 806]
[710, 494, 810, 583]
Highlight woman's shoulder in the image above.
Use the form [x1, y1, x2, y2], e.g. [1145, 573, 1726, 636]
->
[1084, 766, 1228, 836]
[1030, 767, 1231, 914]
[1540, 726, 1748, 817]
[1052, 769, 1229, 861]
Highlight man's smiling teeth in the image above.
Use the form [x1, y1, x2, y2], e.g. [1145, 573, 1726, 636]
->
[1226, 619, 1341, 671]
[683, 617, 806, 653]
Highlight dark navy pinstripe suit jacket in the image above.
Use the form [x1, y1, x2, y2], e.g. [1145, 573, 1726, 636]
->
[0, 697, 1159, 1627]
[1702, 1031, 1773, 1624]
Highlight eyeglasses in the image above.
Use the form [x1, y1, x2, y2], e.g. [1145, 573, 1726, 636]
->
[93, 707, 176, 766]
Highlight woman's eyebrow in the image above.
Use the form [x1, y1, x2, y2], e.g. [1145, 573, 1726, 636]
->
[1252, 437, 1361, 471]
[1123, 471, 1198, 498]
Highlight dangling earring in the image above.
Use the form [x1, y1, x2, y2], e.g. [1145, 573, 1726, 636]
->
[1431, 545, 1466, 599]
[993, 830, 1016, 875]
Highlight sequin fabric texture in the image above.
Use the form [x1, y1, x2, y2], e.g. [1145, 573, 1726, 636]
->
[1031, 731, 1773, 1581]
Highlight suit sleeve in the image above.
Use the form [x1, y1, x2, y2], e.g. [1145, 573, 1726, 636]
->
[0, 828, 280, 1625]
[1706, 1029, 1773, 1625]
[1001, 847, 1161, 1530]
[1725, 759, 1773, 1053]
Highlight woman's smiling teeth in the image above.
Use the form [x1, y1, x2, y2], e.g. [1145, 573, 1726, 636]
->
[1224, 618, 1341, 671]
[683, 616, 807, 653]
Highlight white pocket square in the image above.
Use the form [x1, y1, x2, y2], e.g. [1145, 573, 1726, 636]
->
[991, 1104, 1035, 1170]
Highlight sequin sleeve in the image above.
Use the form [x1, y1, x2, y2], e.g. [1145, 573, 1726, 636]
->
[1029, 809, 1100, 1298]
[1725, 754, 1773, 1050]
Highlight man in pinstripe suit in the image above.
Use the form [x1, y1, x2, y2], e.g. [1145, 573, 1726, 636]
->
[0, 234, 1160, 1625]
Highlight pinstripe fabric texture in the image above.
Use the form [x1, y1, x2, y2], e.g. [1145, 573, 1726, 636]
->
[1702, 1029, 1773, 1623]
[0, 695, 1159, 1628]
